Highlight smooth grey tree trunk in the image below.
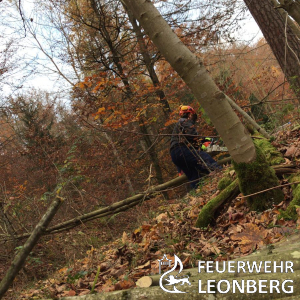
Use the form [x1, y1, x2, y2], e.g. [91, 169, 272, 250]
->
[122, 0, 256, 163]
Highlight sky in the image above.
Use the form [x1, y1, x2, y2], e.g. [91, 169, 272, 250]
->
[1, 0, 263, 99]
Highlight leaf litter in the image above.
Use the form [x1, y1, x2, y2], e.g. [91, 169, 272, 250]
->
[19, 128, 300, 299]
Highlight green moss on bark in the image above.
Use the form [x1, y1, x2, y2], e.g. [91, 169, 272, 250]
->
[217, 175, 233, 191]
[279, 173, 300, 220]
[232, 144, 284, 212]
[195, 179, 239, 228]
[253, 134, 284, 166]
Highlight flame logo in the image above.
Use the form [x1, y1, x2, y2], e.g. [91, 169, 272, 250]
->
[159, 254, 189, 293]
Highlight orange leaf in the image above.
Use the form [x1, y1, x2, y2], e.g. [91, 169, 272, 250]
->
[164, 119, 177, 126]
[115, 279, 135, 290]
[68, 290, 76, 296]
[97, 107, 106, 113]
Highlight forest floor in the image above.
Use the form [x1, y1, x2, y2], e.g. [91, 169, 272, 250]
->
[5, 127, 300, 300]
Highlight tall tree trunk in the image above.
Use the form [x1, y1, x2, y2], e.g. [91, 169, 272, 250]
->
[122, 0, 256, 163]
[244, 0, 300, 98]
[138, 117, 164, 185]
[122, 0, 284, 210]
[89, 0, 165, 185]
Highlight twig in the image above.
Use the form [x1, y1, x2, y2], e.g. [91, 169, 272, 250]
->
[18, 0, 27, 37]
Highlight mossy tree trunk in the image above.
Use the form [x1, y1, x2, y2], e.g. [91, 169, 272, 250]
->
[244, 0, 300, 98]
[232, 144, 284, 212]
[279, 173, 300, 220]
[196, 136, 286, 227]
[195, 179, 240, 228]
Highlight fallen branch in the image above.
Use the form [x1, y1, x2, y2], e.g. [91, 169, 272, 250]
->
[195, 179, 240, 228]
[2, 164, 297, 241]
[1, 175, 189, 241]
[0, 194, 64, 298]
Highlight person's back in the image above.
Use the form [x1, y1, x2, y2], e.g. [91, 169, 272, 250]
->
[170, 117, 198, 149]
[170, 105, 221, 189]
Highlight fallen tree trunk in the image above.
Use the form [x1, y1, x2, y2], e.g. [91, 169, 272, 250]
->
[195, 165, 297, 228]
[0, 194, 64, 299]
[2, 164, 297, 241]
[195, 179, 240, 228]
[1, 175, 189, 241]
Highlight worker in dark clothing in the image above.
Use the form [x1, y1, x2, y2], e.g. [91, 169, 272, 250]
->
[170, 105, 221, 189]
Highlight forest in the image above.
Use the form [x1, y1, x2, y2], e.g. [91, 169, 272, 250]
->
[0, 0, 300, 299]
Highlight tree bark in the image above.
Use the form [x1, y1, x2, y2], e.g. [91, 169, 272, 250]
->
[244, 0, 300, 98]
[122, 0, 256, 164]
[278, 0, 300, 27]
[271, 0, 300, 39]
[0, 194, 64, 299]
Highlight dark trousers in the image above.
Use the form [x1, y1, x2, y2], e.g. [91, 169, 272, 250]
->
[170, 145, 221, 189]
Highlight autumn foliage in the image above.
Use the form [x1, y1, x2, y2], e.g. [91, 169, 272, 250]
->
[0, 0, 300, 298]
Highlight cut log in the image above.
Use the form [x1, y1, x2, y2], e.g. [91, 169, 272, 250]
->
[136, 276, 153, 288]
[136, 270, 199, 288]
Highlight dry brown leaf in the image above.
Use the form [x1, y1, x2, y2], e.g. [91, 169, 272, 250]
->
[56, 284, 67, 293]
[110, 267, 125, 278]
[156, 213, 168, 222]
[259, 211, 271, 224]
[114, 279, 135, 290]
[230, 223, 265, 253]
[78, 289, 90, 296]
[68, 290, 76, 296]
[99, 262, 109, 272]
[136, 261, 150, 269]
[188, 207, 200, 219]
[122, 231, 128, 244]
[284, 145, 300, 157]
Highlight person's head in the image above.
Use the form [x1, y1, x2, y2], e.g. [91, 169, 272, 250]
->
[179, 105, 197, 121]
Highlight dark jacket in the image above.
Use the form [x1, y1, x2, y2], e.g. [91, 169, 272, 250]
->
[170, 117, 200, 150]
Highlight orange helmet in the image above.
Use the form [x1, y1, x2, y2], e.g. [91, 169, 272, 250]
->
[179, 105, 196, 116]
